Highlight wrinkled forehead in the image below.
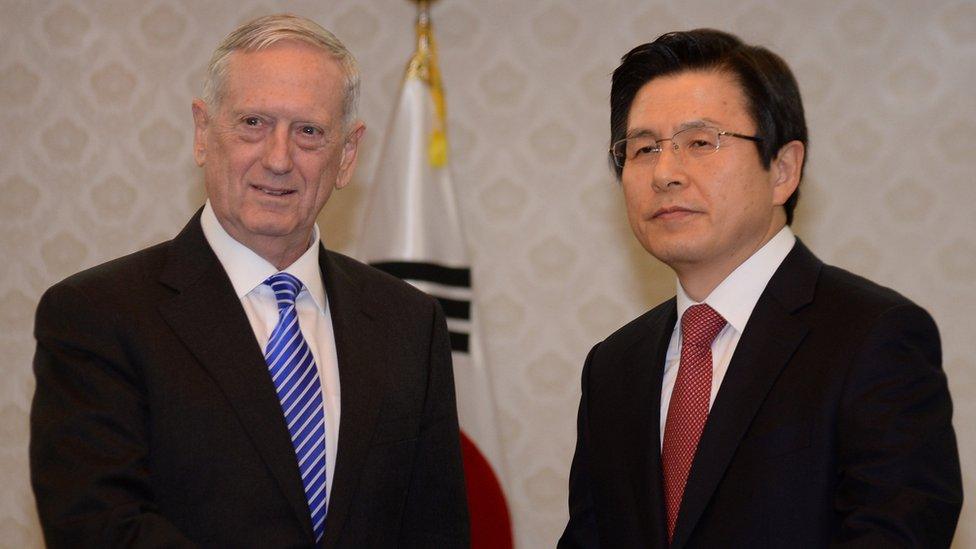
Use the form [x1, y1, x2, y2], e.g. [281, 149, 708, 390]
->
[222, 42, 345, 101]
[226, 39, 342, 77]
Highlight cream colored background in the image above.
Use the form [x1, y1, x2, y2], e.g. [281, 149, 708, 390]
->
[2, 0, 975, 547]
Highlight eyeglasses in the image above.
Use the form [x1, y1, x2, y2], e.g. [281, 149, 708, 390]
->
[609, 126, 762, 169]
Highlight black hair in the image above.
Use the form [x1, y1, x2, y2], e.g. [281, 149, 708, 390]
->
[610, 29, 807, 224]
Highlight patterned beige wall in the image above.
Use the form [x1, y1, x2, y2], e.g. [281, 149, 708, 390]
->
[2, 0, 974, 547]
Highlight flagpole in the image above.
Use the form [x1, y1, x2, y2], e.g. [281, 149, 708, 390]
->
[411, 0, 436, 39]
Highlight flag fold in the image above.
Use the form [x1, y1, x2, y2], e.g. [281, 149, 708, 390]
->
[357, 8, 513, 549]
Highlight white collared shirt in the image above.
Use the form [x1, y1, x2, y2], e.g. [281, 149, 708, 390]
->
[200, 201, 340, 504]
[660, 226, 796, 447]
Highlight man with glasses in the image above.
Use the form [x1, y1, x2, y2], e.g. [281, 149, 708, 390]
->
[559, 29, 961, 548]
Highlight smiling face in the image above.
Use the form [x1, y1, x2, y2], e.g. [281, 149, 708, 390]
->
[621, 70, 801, 298]
[192, 40, 365, 268]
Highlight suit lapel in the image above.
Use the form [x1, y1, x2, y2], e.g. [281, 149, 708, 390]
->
[629, 301, 678, 547]
[317, 250, 389, 547]
[593, 300, 676, 546]
[670, 241, 821, 549]
[156, 213, 315, 538]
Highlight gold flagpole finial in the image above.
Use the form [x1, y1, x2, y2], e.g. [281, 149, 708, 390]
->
[406, 0, 447, 167]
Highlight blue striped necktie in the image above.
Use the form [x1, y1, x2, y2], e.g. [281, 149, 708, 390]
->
[264, 272, 327, 541]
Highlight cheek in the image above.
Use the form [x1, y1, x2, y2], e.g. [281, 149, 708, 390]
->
[621, 184, 645, 226]
[309, 179, 334, 205]
[204, 156, 235, 202]
[219, 143, 261, 182]
[622, 177, 649, 207]
[313, 161, 335, 186]
[716, 171, 771, 227]
[738, 168, 774, 210]
[297, 158, 338, 201]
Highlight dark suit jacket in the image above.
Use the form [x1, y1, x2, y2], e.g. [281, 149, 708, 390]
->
[559, 240, 962, 548]
[30, 212, 470, 548]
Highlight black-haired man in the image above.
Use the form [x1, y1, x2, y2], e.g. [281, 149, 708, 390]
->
[560, 29, 961, 548]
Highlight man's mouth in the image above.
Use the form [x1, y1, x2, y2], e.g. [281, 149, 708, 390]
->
[651, 206, 697, 219]
[251, 184, 295, 196]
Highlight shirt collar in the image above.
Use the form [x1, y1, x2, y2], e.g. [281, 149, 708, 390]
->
[676, 225, 796, 333]
[199, 200, 327, 311]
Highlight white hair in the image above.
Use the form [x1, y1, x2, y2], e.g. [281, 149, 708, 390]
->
[202, 14, 360, 126]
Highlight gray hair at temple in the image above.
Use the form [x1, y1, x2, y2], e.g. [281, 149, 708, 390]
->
[201, 14, 361, 126]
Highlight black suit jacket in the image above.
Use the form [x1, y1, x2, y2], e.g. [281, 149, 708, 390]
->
[30, 212, 470, 548]
[559, 240, 962, 548]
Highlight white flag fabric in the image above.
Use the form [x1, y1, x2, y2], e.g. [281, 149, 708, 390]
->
[357, 15, 513, 548]
[358, 75, 467, 268]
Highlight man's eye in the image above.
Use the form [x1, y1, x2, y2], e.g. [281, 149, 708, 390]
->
[633, 144, 658, 157]
[300, 126, 321, 136]
[243, 117, 261, 127]
[687, 139, 714, 149]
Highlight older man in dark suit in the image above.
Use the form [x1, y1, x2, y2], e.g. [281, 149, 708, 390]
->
[559, 29, 962, 548]
[30, 14, 469, 548]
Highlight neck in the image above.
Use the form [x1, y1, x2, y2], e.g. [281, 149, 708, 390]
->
[228, 226, 313, 271]
[257, 241, 309, 271]
[675, 221, 785, 302]
[676, 266, 731, 303]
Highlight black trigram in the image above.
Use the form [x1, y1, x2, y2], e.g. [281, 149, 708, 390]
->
[370, 261, 472, 354]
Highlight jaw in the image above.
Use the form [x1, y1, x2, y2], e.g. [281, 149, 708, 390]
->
[649, 217, 787, 301]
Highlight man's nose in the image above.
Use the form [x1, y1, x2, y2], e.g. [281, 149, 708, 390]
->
[262, 126, 294, 175]
[651, 140, 684, 192]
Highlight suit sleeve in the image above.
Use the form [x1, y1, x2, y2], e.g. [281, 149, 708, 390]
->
[30, 282, 195, 548]
[558, 344, 601, 549]
[399, 299, 471, 547]
[832, 304, 963, 548]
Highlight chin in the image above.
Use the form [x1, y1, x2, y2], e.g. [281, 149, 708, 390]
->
[642, 236, 709, 268]
[241, 213, 299, 238]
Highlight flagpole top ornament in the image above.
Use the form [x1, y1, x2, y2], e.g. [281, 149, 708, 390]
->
[405, 0, 447, 167]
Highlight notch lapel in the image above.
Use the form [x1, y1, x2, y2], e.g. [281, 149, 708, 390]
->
[590, 299, 676, 546]
[631, 301, 678, 547]
[317, 250, 389, 547]
[669, 241, 821, 549]
[156, 213, 315, 539]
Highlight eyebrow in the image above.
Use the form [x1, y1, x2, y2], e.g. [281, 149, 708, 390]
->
[624, 118, 722, 140]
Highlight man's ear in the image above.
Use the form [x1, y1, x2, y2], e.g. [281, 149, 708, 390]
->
[335, 120, 366, 190]
[191, 99, 210, 167]
[770, 140, 804, 207]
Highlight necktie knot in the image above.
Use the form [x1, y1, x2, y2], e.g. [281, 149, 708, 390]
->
[265, 272, 303, 310]
[681, 304, 726, 348]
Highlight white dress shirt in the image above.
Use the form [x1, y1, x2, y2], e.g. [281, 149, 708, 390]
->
[660, 226, 796, 447]
[200, 201, 340, 505]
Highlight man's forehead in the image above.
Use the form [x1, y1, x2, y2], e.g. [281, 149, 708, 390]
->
[219, 42, 345, 110]
[626, 71, 750, 134]
[226, 40, 339, 72]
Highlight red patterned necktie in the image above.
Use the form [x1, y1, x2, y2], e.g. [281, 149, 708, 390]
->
[661, 303, 727, 542]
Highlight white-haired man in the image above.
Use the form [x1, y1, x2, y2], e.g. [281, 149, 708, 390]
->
[31, 14, 469, 548]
